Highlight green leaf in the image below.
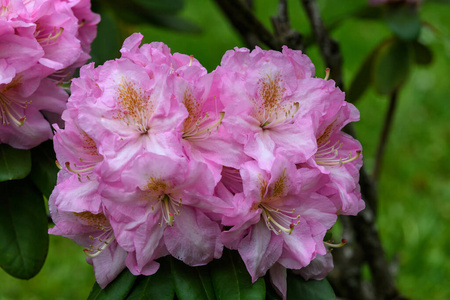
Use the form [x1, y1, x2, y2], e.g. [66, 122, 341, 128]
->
[90, 8, 121, 65]
[385, 5, 421, 41]
[372, 39, 411, 95]
[132, 0, 184, 14]
[170, 257, 215, 300]
[30, 141, 59, 199]
[126, 258, 174, 300]
[0, 179, 48, 279]
[88, 268, 137, 300]
[144, 14, 202, 33]
[0, 144, 31, 182]
[347, 44, 380, 103]
[210, 249, 266, 300]
[412, 41, 433, 65]
[286, 273, 335, 300]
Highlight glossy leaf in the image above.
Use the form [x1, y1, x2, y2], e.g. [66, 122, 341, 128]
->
[126, 259, 174, 300]
[0, 179, 48, 279]
[90, 8, 121, 65]
[347, 45, 379, 103]
[30, 140, 59, 198]
[412, 41, 433, 65]
[144, 14, 202, 33]
[210, 249, 266, 300]
[170, 257, 215, 300]
[0, 144, 31, 182]
[385, 5, 421, 41]
[286, 273, 335, 300]
[132, 0, 184, 14]
[88, 268, 137, 300]
[373, 39, 411, 95]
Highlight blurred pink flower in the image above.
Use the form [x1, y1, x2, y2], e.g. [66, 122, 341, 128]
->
[0, 0, 98, 149]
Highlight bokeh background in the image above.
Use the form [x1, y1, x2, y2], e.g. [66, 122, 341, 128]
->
[0, 0, 449, 299]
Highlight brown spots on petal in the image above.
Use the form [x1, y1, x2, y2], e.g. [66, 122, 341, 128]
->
[258, 73, 284, 112]
[73, 212, 109, 228]
[271, 169, 287, 199]
[317, 120, 337, 146]
[146, 176, 170, 194]
[182, 87, 201, 129]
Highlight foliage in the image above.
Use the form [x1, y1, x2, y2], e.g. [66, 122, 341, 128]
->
[1, 0, 449, 299]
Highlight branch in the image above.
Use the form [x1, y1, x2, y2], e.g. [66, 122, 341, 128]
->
[299, 1, 405, 299]
[300, 0, 343, 88]
[373, 89, 398, 181]
[213, 0, 282, 49]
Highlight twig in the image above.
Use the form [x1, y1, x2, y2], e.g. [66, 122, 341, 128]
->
[300, 1, 404, 299]
[373, 89, 398, 181]
[271, 0, 304, 51]
[300, 0, 343, 88]
[213, 0, 282, 49]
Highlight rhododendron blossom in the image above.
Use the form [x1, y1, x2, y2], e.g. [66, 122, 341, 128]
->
[0, 0, 99, 149]
[49, 33, 364, 296]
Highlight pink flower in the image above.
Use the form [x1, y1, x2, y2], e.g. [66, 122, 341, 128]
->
[216, 46, 337, 171]
[0, 75, 67, 148]
[49, 205, 128, 288]
[0, 0, 99, 149]
[221, 155, 337, 282]
[100, 152, 227, 275]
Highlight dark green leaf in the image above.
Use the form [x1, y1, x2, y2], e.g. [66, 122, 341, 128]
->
[132, 0, 184, 14]
[0, 144, 31, 182]
[170, 257, 215, 300]
[264, 276, 281, 300]
[347, 44, 380, 103]
[385, 5, 421, 41]
[126, 258, 174, 300]
[210, 249, 265, 300]
[412, 41, 433, 65]
[0, 179, 48, 279]
[88, 268, 137, 300]
[286, 273, 335, 300]
[30, 140, 58, 199]
[90, 8, 121, 65]
[144, 14, 202, 33]
[372, 39, 411, 95]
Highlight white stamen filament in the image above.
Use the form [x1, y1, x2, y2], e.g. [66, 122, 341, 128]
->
[183, 112, 224, 141]
[315, 139, 361, 167]
[261, 203, 301, 235]
[0, 92, 29, 127]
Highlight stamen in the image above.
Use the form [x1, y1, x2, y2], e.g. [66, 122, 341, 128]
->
[189, 55, 194, 67]
[324, 68, 331, 81]
[183, 112, 224, 140]
[36, 27, 64, 45]
[0, 86, 29, 127]
[324, 238, 347, 248]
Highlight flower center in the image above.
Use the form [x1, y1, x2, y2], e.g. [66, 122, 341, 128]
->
[257, 170, 300, 235]
[182, 88, 224, 141]
[63, 132, 102, 181]
[0, 76, 28, 127]
[73, 212, 115, 258]
[253, 74, 299, 129]
[34, 24, 64, 46]
[145, 177, 182, 227]
[116, 78, 153, 134]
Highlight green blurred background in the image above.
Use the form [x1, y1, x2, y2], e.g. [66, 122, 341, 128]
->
[1, 0, 449, 299]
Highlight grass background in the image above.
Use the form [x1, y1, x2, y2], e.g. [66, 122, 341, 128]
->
[1, 0, 449, 299]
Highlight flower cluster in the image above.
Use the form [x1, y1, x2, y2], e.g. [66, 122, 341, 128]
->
[49, 33, 364, 298]
[0, 0, 99, 149]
